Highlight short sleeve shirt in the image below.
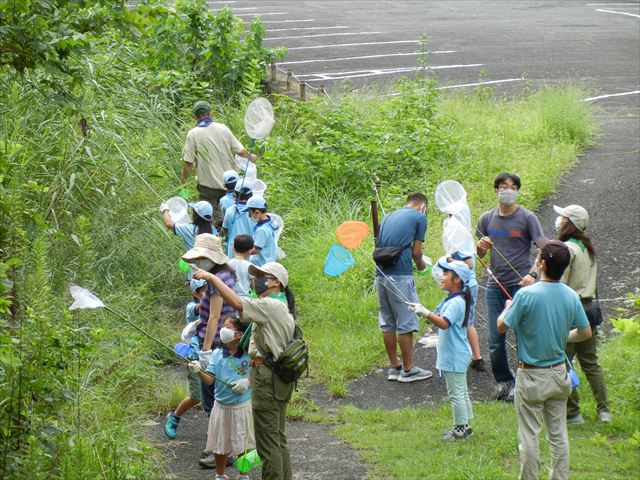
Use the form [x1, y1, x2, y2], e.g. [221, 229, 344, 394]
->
[250, 217, 278, 267]
[476, 206, 545, 287]
[435, 294, 472, 372]
[377, 207, 427, 275]
[219, 192, 235, 218]
[228, 257, 252, 298]
[206, 347, 251, 405]
[182, 122, 244, 190]
[196, 271, 238, 347]
[503, 281, 589, 366]
[241, 297, 295, 361]
[174, 223, 218, 252]
[223, 204, 255, 256]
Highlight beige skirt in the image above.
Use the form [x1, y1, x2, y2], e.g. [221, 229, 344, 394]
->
[206, 400, 255, 455]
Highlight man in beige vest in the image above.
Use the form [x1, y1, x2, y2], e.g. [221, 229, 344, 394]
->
[181, 100, 257, 226]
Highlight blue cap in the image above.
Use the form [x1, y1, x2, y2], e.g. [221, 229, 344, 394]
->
[223, 170, 239, 185]
[436, 259, 471, 285]
[188, 201, 213, 221]
[190, 278, 207, 292]
[246, 196, 267, 210]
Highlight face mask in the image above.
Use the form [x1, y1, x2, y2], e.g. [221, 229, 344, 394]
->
[194, 258, 215, 271]
[497, 189, 518, 206]
[554, 216, 564, 232]
[253, 276, 272, 296]
[219, 327, 237, 345]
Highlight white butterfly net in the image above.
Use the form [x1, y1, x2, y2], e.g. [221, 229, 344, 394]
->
[244, 97, 275, 140]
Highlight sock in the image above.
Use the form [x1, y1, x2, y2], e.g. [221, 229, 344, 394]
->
[454, 425, 466, 434]
[393, 366, 402, 371]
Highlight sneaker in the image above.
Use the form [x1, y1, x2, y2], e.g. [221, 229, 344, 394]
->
[214, 476, 229, 480]
[505, 385, 515, 403]
[442, 428, 468, 442]
[470, 358, 486, 372]
[398, 366, 433, 383]
[199, 451, 215, 469]
[163, 411, 180, 439]
[598, 411, 613, 422]
[567, 414, 585, 425]
[226, 454, 236, 467]
[387, 367, 402, 381]
[465, 426, 474, 437]
[492, 382, 511, 401]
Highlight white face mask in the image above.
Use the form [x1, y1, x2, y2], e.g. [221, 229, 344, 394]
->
[497, 189, 518, 206]
[554, 216, 564, 232]
[195, 258, 215, 271]
[219, 327, 237, 345]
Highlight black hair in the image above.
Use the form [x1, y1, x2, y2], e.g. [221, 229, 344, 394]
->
[449, 271, 471, 327]
[540, 240, 571, 280]
[284, 286, 296, 319]
[237, 189, 253, 202]
[493, 173, 522, 190]
[234, 234, 254, 254]
[249, 207, 267, 214]
[225, 181, 237, 191]
[406, 192, 428, 207]
[222, 314, 248, 333]
[192, 210, 214, 236]
[557, 221, 596, 259]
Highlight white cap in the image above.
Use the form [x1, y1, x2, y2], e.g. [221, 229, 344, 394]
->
[248, 262, 289, 288]
[553, 205, 589, 232]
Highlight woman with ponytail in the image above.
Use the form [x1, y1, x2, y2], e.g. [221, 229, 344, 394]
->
[408, 259, 475, 441]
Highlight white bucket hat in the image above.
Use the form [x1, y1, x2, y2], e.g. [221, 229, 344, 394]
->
[182, 234, 228, 265]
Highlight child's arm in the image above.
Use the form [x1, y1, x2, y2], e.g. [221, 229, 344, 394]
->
[407, 303, 450, 330]
[159, 204, 175, 229]
[188, 361, 214, 385]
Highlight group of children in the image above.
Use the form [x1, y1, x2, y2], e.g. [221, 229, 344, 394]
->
[159, 168, 282, 479]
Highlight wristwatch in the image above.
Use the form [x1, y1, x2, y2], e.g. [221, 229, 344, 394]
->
[528, 271, 538, 279]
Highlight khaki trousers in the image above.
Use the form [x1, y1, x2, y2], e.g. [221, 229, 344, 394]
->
[565, 330, 610, 417]
[515, 365, 572, 480]
[251, 364, 294, 480]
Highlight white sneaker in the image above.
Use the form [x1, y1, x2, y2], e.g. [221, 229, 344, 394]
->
[567, 414, 585, 425]
[398, 366, 433, 383]
[598, 411, 613, 422]
[387, 367, 401, 381]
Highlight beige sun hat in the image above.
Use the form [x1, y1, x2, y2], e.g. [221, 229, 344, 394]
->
[248, 262, 289, 288]
[553, 205, 589, 232]
[182, 233, 228, 265]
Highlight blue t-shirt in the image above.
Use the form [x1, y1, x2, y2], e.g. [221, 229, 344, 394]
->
[250, 216, 279, 267]
[435, 293, 471, 372]
[377, 207, 427, 275]
[206, 347, 251, 405]
[503, 281, 589, 366]
[223, 204, 255, 256]
[219, 192, 235, 219]
[174, 223, 219, 252]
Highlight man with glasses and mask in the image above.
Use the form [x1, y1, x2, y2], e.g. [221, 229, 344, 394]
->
[476, 173, 547, 402]
[376, 192, 432, 383]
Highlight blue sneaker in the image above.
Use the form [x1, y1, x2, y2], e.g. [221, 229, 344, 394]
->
[398, 366, 433, 383]
[387, 367, 402, 381]
[164, 411, 180, 439]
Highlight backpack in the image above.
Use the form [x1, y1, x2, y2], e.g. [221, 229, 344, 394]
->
[268, 325, 309, 384]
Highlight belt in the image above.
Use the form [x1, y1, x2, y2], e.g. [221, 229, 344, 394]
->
[250, 357, 266, 367]
[518, 361, 564, 369]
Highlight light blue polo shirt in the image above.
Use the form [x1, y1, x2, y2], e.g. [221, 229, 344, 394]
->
[435, 293, 471, 372]
[219, 192, 235, 218]
[206, 347, 251, 405]
[503, 281, 589, 366]
[223, 204, 255, 256]
[250, 216, 279, 267]
[174, 223, 219, 252]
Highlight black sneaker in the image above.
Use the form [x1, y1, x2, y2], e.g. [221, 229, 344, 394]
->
[470, 358, 486, 372]
[199, 451, 215, 469]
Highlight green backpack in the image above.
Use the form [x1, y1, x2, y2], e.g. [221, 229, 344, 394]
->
[268, 325, 309, 384]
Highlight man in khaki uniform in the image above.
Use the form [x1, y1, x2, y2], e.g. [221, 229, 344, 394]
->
[498, 240, 591, 480]
[181, 100, 257, 226]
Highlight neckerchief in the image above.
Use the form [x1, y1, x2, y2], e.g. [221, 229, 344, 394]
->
[435, 290, 465, 312]
[196, 117, 213, 128]
[249, 290, 287, 304]
[567, 238, 586, 253]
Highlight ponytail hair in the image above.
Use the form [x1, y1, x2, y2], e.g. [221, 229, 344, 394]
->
[462, 286, 472, 327]
[283, 285, 296, 319]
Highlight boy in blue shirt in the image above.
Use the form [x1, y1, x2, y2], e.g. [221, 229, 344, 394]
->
[498, 240, 591, 480]
[219, 170, 238, 220]
[222, 180, 254, 256]
[246, 196, 279, 266]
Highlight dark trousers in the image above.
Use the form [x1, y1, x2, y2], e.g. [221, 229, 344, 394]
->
[486, 285, 521, 384]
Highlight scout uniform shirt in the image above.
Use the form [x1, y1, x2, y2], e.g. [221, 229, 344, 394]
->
[241, 296, 295, 361]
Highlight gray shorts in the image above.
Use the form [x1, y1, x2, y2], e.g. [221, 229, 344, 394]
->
[376, 274, 419, 334]
[187, 368, 202, 401]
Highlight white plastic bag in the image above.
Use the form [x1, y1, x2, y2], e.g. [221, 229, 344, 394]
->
[181, 320, 199, 344]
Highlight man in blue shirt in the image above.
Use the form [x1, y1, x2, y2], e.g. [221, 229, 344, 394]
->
[498, 240, 591, 480]
[376, 192, 432, 383]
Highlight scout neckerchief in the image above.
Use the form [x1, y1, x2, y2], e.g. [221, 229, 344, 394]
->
[196, 117, 213, 127]
[568, 238, 586, 252]
[249, 290, 287, 304]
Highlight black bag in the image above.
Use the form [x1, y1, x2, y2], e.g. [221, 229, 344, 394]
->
[585, 300, 603, 329]
[372, 246, 406, 267]
[268, 325, 309, 384]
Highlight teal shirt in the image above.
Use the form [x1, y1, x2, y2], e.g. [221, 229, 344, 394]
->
[503, 281, 589, 366]
[205, 347, 251, 405]
[435, 293, 471, 372]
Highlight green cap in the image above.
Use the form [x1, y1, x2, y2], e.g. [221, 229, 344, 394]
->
[192, 100, 211, 115]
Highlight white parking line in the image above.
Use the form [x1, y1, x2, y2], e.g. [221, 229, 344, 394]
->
[595, 8, 640, 17]
[288, 40, 420, 51]
[277, 51, 456, 66]
[268, 25, 349, 33]
[382, 78, 526, 97]
[261, 19, 315, 24]
[264, 31, 383, 41]
[586, 3, 640, 5]
[234, 12, 288, 17]
[299, 64, 483, 82]
[584, 90, 640, 101]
